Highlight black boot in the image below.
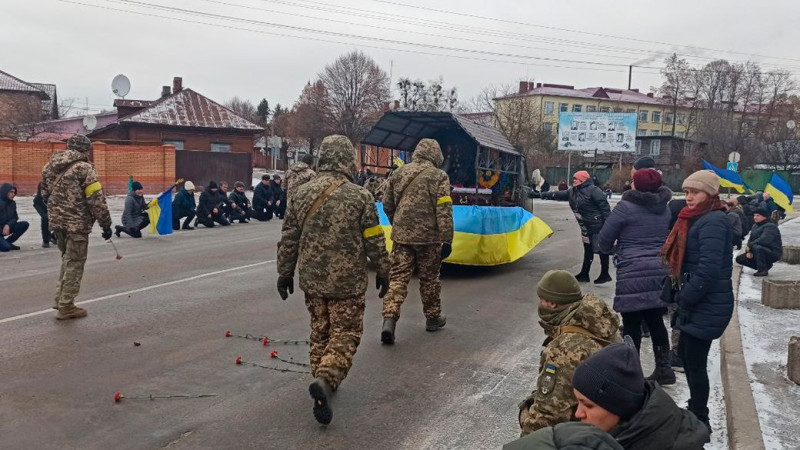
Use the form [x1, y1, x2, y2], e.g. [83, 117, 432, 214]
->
[646, 346, 677, 385]
[114, 225, 123, 238]
[641, 321, 650, 338]
[381, 317, 397, 344]
[308, 377, 333, 424]
[594, 254, 612, 284]
[425, 315, 447, 332]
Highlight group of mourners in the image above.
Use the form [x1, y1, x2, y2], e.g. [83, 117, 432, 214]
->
[511, 156, 785, 449]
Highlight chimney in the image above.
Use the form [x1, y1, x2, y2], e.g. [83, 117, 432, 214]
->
[173, 77, 183, 93]
[519, 81, 529, 94]
[536, 82, 542, 88]
[646, 92, 654, 98]
[161, 86, 171, 98]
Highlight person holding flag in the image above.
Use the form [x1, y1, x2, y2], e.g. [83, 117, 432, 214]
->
[147, 180, 181, 236]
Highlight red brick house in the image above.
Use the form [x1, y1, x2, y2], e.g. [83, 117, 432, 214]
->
[0, 69, 58, 137]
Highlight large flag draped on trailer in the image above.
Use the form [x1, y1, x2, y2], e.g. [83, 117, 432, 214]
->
[147, 187, 175, 235]
[701, 159, 749, 193]
[764, 172, 794, 213]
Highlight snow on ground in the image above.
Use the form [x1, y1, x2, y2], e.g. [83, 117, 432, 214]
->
[737, 217, 800, 450]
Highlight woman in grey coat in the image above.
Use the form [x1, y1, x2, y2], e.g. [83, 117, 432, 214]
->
[115, 181, 149, 238]
[599, 169, 675, 385]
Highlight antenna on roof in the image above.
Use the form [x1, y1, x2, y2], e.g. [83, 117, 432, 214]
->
[83, 115, 98, 132]
[111, 74, 131, 98]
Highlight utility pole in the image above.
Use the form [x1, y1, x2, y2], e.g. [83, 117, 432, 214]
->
[628, 66, 633, 90]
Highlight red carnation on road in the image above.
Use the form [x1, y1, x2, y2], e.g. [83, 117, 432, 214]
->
[225, 330, 232, 337]
[270, 350, 278, 359]
[262, 337, 269, 346]
[235, 356, 242, 365]
[114, 391, 123, 402]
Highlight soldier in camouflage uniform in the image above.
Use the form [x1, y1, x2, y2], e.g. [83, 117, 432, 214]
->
[380, 138, 453, 344]
[277, 135, 390, 425]
[41, 135, 113, 320]
[285, 152, 316, 205]
[518, 270, 621, 436]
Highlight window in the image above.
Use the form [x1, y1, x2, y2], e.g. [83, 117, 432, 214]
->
[677, 113, 686, 125]
[211, 142, 231, 152]
[599, 106, 610, 112]
[650, 130, 660, 136]
[650, 139, 661, 156]
[626, 108, 636, 114]
[635, 140, 642, 155]
[544, 101, 555, 115]
[560, 103, 569, 112]
[586, 105, 597, 112]
[543, 122, 553, 133]
[664, 112, 674, 124]
[613, 107, 623, 113]
[683, 141, 693, 156]
[637, 129, 647, 136]
[676, 131, 685, 138]
[639, 110, 649, 122]
[572, 104, 582, 112]
[652, 111, 661, 123]
[162, 139, 184, 150]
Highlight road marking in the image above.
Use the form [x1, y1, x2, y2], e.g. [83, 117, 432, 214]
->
[0, 260, 276, 325]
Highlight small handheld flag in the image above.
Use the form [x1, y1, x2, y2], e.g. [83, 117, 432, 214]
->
[148, 185, 176, 235]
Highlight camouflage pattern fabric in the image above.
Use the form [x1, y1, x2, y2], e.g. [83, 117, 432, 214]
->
[383, 139, 454, 245]
[52, 231, 88, 312]
[285, 161, 316, 204]
[382, 243, 443, 320]
[41, 137, 112, 235]
[277, 134, 390, 298]
[519, 294, 621, 436]
[305, 294, 365, 389]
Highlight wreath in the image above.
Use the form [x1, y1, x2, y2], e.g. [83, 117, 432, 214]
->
[478, 170, 501, 188]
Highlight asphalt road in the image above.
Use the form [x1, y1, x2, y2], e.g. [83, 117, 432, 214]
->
[0, 200, 588, 449]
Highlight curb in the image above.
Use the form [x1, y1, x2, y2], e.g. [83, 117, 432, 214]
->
[720, 264, 765, 450]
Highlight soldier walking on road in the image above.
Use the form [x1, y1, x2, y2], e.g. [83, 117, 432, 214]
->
[41, 135, 113, 320]
[277, 135, 390, 425]
[380, 138, 453, 344]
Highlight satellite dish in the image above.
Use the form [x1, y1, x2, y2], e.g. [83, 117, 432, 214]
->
[787, 119, 796, 130]
[83, 115, 98, 131]
[111, 74, 131, 98]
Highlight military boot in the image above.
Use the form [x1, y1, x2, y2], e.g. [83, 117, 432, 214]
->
[425, 315, 447, 332]
[308, 377, 333, 425]
[381, 317, 397, 345]
[56, 307, 88, 320]
[646, 346, 676, 385]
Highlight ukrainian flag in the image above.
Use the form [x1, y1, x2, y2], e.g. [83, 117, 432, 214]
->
[764, 172, 794, 213]
[702, 160, 749, 193]
[377, 203, 553, 266]
[147, 187, 175, 235]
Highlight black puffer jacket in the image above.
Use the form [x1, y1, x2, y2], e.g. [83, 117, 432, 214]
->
[0, 183, 19, 229]
[747, 219, 782, 256]
[504, 421, 623, 450]
[549, 179, 611, 236]
[611, 382, 710, 450]
[229, 190, 250, 210]
[252, 181, 273, 209]
[197, 185, 223, 217]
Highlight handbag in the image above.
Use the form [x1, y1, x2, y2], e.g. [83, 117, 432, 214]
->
[661, 275, 679, 305]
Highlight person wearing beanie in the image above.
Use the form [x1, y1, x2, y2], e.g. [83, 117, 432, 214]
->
[736, 207, 782, 276]
[227, 181, 252, 224]
[542, 172, 613, 284]
[598, 169, 675, 385]
[172, 180, 196, 230]
[252, 174, 274, 221]
[572, 338, 710, 449]
[195, 181, 230, 228]
[0, 184, 29, 252]
[115, 180, 150, 238]
[517, 270, 621, 436]
[633, 156, 656, 171]
[660, 169, 733, 430]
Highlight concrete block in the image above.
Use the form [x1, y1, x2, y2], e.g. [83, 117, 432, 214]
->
[789, 336, 800, 385]
[762, 279, 800, 309]
[781, 246, 800, 264]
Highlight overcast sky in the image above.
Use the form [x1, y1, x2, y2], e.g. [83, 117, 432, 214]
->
[3, 0, 800, 116]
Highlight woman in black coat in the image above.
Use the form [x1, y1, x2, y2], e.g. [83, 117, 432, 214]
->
[544, 170, 612, 283]
[662, 170, 733, 432]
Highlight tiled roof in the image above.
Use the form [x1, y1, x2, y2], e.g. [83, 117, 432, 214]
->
[0, 70, 48, 96]
[114, 99, 156, 108]
[30, 83, 57, 118]
[118, 89, 263, 131]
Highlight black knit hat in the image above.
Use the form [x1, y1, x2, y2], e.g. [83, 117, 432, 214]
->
[131, 181, 143, 191]
[208, 181, 218, 189]
[234, 181, 245, 188]
[572, 336, 645, 421]
[633, 156, 655, 170]
[273, 174, 281, 180]
[754, 206, 770, 217]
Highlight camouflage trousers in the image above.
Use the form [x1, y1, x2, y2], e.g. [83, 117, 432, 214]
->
[305, 294, 365, 390]
[382, 243, 443, 320]
[53, 231, 89, 312]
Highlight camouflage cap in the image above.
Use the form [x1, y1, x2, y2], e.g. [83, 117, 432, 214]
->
[66, 134, 92, 152]
[412, 138, 444, 167]
[317, 135, 357, 179]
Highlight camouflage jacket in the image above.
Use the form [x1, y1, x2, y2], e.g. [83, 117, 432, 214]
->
[285, 161, 316, 204]
[383, 139, 453, 245]
[278, 136, 389, 298]
[520, 295, 621, 435]
[41, 149, 112, 235]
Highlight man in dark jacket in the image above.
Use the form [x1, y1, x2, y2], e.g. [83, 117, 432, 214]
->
[572, 338, 711, 449]
[251, 174, 273, 221]
[218, 181, 245, 223]
[543, 171, 612, 284]
[504, 421, 623, 450]
[0, 183, 29, 252]
[269, 174, 287, 219]
[736, 207, 782, 276]
[172, 181, 196, 230]
[196, 181, 229, 228]
[115, 181, 149, 238]
[228, 181, 251, 224]
[34, 181, 56, 248]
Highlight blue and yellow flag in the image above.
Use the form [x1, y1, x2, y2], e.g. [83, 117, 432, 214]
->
[147, 187, 175, 235]
[701, 160, 749, 193]
[764, 172, 794, 213]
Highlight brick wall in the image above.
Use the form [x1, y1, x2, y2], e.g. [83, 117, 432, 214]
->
[0, 138, 175, 195]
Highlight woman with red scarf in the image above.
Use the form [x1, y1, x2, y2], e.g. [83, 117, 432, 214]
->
[661, 170, 734, 433]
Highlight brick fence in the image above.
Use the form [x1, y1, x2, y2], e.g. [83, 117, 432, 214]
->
[0, 138, 176, 195]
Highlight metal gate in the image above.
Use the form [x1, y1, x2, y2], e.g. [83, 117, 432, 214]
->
[175, 150, 253, 189]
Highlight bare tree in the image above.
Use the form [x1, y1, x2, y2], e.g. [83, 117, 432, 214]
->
[396, 77, 459, 112]
[318, 51, 390, 144]
[658, 54, 693, 137]
[224, 96, 259, 124]
[288, 80, 331, 151]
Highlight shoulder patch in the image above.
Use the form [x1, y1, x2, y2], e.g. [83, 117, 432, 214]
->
[538, 364, 558, 396]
